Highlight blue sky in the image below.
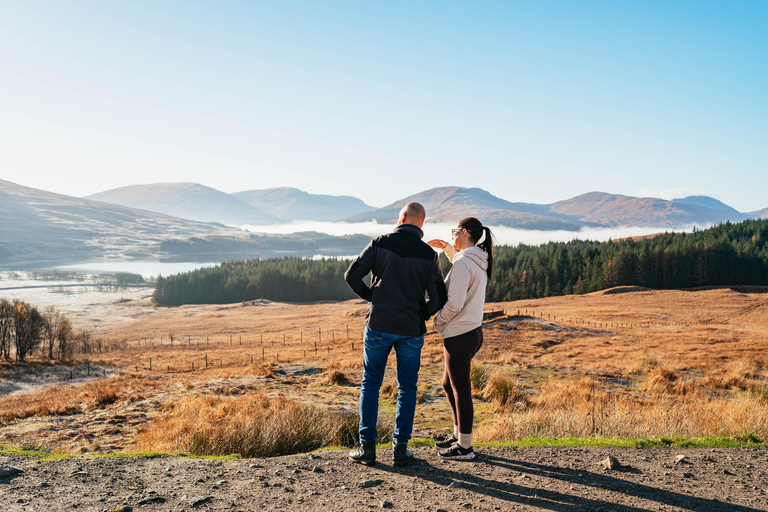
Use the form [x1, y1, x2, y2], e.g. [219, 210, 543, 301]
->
[1, 1, 766, 210]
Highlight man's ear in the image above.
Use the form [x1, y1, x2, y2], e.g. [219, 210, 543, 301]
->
[399, 212, 407, 224]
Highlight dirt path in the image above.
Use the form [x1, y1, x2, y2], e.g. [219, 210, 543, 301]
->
[2, 445, 767, 511]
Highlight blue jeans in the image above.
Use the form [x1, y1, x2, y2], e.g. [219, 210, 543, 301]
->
[359, 327, 423, 446]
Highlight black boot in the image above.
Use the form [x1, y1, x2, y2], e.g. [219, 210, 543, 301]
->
[349, 443, 376, 466]
[393, 443, 414, 467]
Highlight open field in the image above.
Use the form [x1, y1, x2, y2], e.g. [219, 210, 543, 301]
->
[1, 285, 767, 457]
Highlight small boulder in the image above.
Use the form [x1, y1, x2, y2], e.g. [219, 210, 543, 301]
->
[358, 479, 384, 489]
[599, 456, 622, 471]
[0, 466, 23, 477]
[381, 500, 394, 508]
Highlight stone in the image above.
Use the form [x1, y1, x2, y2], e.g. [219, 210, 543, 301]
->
[0, 465, 25, 477]
[675, 455, 689, 464]
[358, 479, 385, 489]
[37, 482, 51, 488]
[312, 466, 324, 473]
[381, 500, 394, 508]
[186, 495, 212, 507]
[599, 456, 622, 471]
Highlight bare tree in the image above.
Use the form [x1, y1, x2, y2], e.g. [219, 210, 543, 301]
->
[57, 317, 73, 360]
[0, 300, 13, 361]
[12, 300, 47, 362]
[168, 332, 175, 346]
[42, 305, 63, 360]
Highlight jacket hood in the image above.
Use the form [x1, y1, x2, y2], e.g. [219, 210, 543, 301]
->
[457, 246, 488, 271]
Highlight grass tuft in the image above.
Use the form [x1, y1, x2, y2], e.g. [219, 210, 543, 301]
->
[134, 392, 392, 457]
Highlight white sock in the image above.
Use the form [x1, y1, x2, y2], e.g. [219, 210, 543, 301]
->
[458, 433, 472, 449]
[453, 425, 459, 438]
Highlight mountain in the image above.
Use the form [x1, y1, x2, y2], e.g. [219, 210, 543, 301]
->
[348, 188, 751, 229]
[747, 208, 768, 220]
[86, 183, 276, 225]
[233, 187, 375, 222]
[550, 192, 750, 227]
[0, 179, 232, 268]
[344, 187, 584, 230]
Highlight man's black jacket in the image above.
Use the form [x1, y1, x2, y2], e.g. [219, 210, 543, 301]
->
[344, 223, 447, 336]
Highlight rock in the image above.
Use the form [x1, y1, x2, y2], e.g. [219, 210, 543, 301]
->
[309, 454, 321, 460]
[312, 466, 324, 473]
[683, 473, 693, 478]
[249, 464, 262, 469]
[292, 469, 301, 475]
[358, 479, 385, 489]
[215, 480, 227, 486]
[186, 495, 212, 507]
[112, 507, 132, 512]
[599, 456, 622, 471]
[675, 455, 689, 464]
[70, 470, 89, 476]
[37, 482, 51, 488]
[381, 500, 394, 508]
[0, 465, 23, 477]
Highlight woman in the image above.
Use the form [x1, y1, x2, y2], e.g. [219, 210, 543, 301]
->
[427, 217, 493, 460]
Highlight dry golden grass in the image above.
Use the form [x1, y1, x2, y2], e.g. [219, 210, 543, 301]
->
[3, 286, 768, 454]
[476, 375, 768, 441]
[134, 392, 389, 457]
[0, 374, 163, 424]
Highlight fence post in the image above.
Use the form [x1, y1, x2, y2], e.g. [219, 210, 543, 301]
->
[205, 353, 208, 368]
[347, 325, 349, 340]
[149, 357, 152, 371]
[262, 347, 265, 361]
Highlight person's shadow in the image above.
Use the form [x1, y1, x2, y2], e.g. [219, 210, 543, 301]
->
[372, 450, 763, 512]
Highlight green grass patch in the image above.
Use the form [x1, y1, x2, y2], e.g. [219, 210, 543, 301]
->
[473, 435, 765, 448]
[0, 444, 69, 461]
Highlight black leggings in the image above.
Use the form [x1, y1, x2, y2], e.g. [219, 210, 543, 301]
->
[442, 326, 483, 434]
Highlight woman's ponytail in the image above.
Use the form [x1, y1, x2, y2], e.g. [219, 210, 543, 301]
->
[457, 217, 494, 280]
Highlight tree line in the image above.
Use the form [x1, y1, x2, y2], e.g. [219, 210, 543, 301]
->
[487, 219, 768, 301]
[0, 300, 109, 362]
[153, 258, 358, 305]
[153, 219, 768, 306]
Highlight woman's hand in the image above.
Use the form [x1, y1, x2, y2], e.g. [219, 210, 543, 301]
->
[427, 239, 450, 251]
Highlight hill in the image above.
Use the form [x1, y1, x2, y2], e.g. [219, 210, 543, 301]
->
[550, 192, 750, 226]
[748, 207, 768, 220]
[86, 183, 276, 225]
[0, 179, 230, 269]
[345, 187, 583, 230]
[233, 187, 375, 222]
[348, 187, 752, 229]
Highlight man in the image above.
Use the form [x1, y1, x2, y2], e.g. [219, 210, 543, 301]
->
[344, 202, 447, 467]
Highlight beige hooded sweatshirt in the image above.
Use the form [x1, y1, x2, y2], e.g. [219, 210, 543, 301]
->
[434, 245, 488, 339]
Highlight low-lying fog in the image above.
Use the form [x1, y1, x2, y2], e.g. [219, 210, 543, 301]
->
[240, 221, 699, 247]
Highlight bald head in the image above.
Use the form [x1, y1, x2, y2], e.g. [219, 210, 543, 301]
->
[398, 202, 426, 228]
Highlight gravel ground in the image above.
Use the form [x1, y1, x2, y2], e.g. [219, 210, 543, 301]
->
[2, 445, 767, 511]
